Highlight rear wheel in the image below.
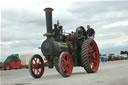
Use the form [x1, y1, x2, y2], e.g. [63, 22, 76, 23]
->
[29, 54, 45, 78]
[58, 52, 73, 77]
[81, 39, 100, 73]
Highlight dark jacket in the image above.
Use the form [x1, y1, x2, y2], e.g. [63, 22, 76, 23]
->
[87, 28, 95, 37]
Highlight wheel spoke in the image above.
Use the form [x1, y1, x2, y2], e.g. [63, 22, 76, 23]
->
[33, 68, 35, 73]
[39, 60, 41, 64]
[89, 42, 97, 53]
[63, 59, 67, 64]
[88, 56, 92, 63]
[94, 60, 97, 67]
[63, 59, 67, 67]
[65, 66, 69, 72]
[34, 58, 37, 64]
[62, 59, 68, 72]
[88, 46, 93, 52]
[88, 51, 93, 63]
[92, 42, 95, 48]
[35, 58, 38, 64]
[37, 69, 40, 74]
[90, 62, 94, 69]
[34, 69, 36, 74]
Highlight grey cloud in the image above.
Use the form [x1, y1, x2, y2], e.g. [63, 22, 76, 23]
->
[1, 1, 128, 61]
[1, 8, 46, 42]
[67, 1, 128, 25]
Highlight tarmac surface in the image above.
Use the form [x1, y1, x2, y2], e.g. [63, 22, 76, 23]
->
[0, 60, 128, 85]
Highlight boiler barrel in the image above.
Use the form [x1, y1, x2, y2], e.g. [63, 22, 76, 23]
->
[41, 38, 69, 57]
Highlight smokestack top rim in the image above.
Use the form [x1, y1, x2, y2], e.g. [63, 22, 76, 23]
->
[44, 8, 53, 12]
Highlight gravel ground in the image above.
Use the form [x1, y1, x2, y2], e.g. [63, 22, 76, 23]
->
[0, 60, 128, 85]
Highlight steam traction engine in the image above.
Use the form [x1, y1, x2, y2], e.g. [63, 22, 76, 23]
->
[29, 8, 100, 78]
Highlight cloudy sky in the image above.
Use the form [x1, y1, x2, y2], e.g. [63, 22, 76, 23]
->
[1, 0, 128, 61]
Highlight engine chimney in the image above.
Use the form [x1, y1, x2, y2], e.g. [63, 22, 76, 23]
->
[44, 8, 53, 34]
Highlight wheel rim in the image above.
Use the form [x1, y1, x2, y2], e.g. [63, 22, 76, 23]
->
[31, 55, 44, 77]
[62, 53, 73, 76]
[88, 40, 100, 72]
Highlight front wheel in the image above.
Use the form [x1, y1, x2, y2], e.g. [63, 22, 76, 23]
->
[58, 52, 73, 77]
[29, 54, 45, 78]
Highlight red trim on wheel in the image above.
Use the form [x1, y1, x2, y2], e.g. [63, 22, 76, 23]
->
[31, 55, 44, 77]
[62, 53, 73, 76]
[88, 40, 100, 72]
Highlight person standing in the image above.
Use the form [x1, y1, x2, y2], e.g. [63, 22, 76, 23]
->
[87, 25, 95, 39]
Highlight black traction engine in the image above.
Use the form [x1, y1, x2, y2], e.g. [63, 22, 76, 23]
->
[29, 8, 100, 78]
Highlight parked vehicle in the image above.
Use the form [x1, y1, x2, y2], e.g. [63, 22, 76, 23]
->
[2, 54, 22, 70]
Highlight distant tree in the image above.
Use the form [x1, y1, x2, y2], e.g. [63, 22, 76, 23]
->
[103, 54, 107, 56]
[120, 50, 128, 57]
[124, 50, 128, 54]
[120, 51, 124, 54]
